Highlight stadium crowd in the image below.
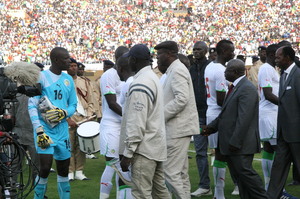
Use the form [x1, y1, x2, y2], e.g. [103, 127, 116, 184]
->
[0, 0, 299, 65]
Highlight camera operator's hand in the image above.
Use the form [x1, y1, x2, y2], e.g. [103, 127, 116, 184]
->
[0, 131, 12, 143]
[45, 108, 67, 123]
[36, 126, 53, 149]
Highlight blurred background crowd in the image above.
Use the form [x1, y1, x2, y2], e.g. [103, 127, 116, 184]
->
[0, 0, 299, 65]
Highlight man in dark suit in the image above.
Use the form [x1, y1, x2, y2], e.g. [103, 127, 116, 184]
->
[267, 46, 300, 199]
[203, 59, 267, 199]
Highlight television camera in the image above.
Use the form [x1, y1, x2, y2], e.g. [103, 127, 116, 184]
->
[0, 62, 41, 199]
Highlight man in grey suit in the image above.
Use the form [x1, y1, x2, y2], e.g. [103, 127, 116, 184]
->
[203, 59, 267, 199]
[267, 46, 300, 199]
[155, 41, 199, 199]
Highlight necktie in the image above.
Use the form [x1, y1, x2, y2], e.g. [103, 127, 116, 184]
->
[281, 72, 287, 88]
[226, 84, 234, 99]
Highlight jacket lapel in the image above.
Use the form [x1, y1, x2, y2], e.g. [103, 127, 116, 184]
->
[222, 77, 246, 109]
[279, 66, 297, 98]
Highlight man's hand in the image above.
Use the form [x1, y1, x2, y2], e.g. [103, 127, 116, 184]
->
[67, 118, 78, 128]
[200, 125, 215, 136]
[36, 126, 53, 149]
[120, 156, 132, 172]
[0, 131, 12, 143]
[229, 144, 239, 152]
[45, 108, 67, 123]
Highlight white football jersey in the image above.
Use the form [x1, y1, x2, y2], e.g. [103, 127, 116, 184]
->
[100, 68, 124, 126]
[258, 63, 279, 112]
[204, 62, 228, 116]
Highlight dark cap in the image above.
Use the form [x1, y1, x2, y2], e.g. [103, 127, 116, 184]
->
[209, 48, 216, 53]
[34, 62, 45, 69]
[123, 44, 152, 61]
[154, 41, 179, 53]
[252, 55, 259, 60]
[258, 46, 267, 51]
[103, 60, 115, 66]
[77, 62, 85, 69]
[70, 58, 77, 64]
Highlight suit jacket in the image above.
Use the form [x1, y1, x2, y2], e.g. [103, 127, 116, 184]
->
[209, 76, 261, 155]
[278, 64, 300, 143]
[163, 59, 199, 139]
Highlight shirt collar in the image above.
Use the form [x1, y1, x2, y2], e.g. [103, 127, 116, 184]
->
[232, 75, 245, 86]
[284, 63, 295, 75]
[134, 65, 152, 78]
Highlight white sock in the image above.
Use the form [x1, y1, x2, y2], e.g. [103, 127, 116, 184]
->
[116, 173, 119, 199]
[213, 160, 226, 199]
[261, 151, 274, 190]
[119, 185, 133, 199]
[100, 165, 115, 196]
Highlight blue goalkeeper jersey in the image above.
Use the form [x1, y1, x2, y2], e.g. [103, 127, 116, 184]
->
[28, 70, 77, 141]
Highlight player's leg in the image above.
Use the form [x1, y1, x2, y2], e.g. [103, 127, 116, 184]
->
[212, 148, 226, 199]
[34, 154, 53, 199]
[116, 155, 132, 199]
[99, 126, 120, 199]
[54, 138, 71, 199]
[100, 156, 115, 199]
[207, 115, 225, 199]
[56, 158, 71, 199]
[261, 141, 275, 190]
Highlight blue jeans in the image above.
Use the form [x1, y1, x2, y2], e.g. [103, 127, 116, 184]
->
[193, 118, 210, 189]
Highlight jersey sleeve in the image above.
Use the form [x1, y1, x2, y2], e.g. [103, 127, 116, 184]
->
[215, 67, 227, 92]
[101, 72, 117, 96]
[28, 96, 42, 131]
[259, 67, 273, 88]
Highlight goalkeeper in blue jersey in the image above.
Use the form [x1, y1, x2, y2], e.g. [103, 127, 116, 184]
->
[28, 47, 77, 199]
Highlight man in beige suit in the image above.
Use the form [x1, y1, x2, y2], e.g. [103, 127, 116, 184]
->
[67, 58, 95, 181]
[155, 41, 199, 199]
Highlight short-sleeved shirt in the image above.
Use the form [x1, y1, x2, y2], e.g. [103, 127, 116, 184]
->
[28, 70, 77, 141]
[258, 63, 279, 112]
[100, 68, 123, 127]
[204, 62, 228, 116]
[119, 76, 134, 109]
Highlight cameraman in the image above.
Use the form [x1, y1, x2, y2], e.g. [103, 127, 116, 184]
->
[0, 131, 12, 142]
[0, 131, 12, 199]
[12, 62, 45, 187]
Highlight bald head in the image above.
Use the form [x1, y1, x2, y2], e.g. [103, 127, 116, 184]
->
[194, 41, 207, 49]
[50, 47, 68, 61]
[49, 47, 70, 73]
[193, 41, 208, 60]
[227, 59, 245, 73]
[225, 59, 245, 82]
[115, 46, 129, 62]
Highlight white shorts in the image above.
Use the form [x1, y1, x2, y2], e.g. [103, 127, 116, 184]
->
[259, 110, 277, 142]
[100, 123, 120, 158]
[207, 114, 219, 149]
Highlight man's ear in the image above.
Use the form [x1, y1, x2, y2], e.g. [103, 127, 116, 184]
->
[53, 57, 58, 64]
[132, 57, 137, 64]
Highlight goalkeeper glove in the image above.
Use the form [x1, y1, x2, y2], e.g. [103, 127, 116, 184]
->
[36, 126, 53, 149]
[45, 108, 67, 123]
